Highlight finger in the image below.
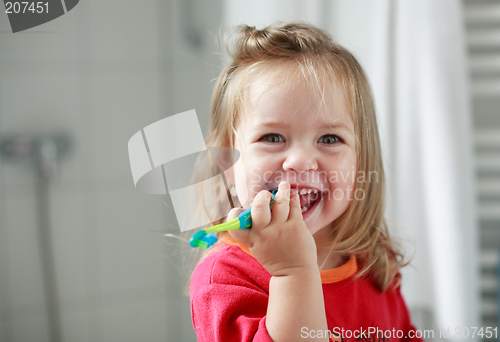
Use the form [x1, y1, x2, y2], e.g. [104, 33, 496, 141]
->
[250, 190, 273, 232]
[226, 208, 250, 245]
[288, 191, 303, 221]
[226, 208, 249, 245]
[271, 181, 291, 223]
[226, 207, 245, 223]
[228, 228, 252, 246]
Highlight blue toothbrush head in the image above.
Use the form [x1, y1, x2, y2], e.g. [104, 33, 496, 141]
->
[189, 231, 218, 249]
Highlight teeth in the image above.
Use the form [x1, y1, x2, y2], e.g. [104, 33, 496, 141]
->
[300, 202, 314, 213]
[299, 188, 317, 195]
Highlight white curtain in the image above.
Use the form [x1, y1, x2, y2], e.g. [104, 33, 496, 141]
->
[369, 0, 480, 337]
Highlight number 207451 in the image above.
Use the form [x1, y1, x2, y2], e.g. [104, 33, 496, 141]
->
[5, 2, 48, 14]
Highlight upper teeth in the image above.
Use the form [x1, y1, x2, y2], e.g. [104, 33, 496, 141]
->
[299, 188, 318, 195]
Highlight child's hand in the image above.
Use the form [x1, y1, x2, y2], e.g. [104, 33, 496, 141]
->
[229, 181, 318, 277]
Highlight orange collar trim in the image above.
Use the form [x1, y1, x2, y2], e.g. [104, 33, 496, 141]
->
[220, 233, 357, 284]
[319, 253, 357, 284]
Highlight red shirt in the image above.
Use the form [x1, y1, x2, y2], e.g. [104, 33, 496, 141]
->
[190, 235, 424, 342]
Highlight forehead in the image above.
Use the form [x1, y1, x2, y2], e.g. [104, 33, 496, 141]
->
[241, 64, 354, 131]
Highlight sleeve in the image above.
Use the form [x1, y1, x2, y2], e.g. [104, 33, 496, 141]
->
[191, 283, 274, 342]
[190, 249, 274, 342]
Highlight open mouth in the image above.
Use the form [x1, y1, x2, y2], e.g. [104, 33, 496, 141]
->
[268, 187, 322, 214]
[298, 188, 321, 213]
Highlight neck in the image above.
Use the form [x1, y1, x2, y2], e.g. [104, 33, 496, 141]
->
[316, 246, 344, 270]
[313, 226, 345, 270]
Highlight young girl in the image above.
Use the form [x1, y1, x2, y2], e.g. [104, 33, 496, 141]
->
[190, 22, 423, 342]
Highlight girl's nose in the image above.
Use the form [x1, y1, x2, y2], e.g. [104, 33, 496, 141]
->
[282, 145, 318, 172]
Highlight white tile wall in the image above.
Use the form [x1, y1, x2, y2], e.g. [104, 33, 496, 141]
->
[1, 190, 50, 342]
[91, 71, 161, 179]
[0, 0, 222, 341]
[0, 71, 82, 187]
[0, 11, 80, 61]
[88, 0, 161, 60]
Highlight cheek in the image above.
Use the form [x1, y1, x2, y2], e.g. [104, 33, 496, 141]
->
[234, 153, 266, 206]
[233, 156, 249, 204]
[238, 153, 282, 205]
[245, 158, 270, 191]
[232, 140, 250, 203]
[337, 154, 357, 186]
[326, 158, 355, 182]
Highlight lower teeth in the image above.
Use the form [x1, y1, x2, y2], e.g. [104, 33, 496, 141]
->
[301, 204, 312, 213]
[299, 192, 321, 213]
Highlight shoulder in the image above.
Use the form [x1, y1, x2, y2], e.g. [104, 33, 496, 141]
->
[189, 244, 273, 342]
[190, 243, 271, 296]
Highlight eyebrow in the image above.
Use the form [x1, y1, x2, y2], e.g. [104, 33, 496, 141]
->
[253, 121, 350, 131]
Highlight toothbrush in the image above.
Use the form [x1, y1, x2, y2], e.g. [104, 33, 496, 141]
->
[189, 189, 278, 249]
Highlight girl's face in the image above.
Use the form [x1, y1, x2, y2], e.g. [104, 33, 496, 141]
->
[232, 72, 357, 238]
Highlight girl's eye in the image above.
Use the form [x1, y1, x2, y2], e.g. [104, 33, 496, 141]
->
[261, 134, 284, 143]
[318, 134, 342, 144]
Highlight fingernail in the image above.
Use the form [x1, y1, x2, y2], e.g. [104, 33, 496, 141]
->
[279, 181, 288, 187]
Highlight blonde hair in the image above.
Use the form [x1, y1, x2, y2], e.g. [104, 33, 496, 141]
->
[193, 22, 407, 292]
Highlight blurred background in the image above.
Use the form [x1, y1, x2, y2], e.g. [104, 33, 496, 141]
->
[0, 0, 497, 341]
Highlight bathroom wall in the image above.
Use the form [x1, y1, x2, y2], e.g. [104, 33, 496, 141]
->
[0, 0, 221, 341]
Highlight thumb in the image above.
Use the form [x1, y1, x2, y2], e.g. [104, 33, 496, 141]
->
[226, 207, 250, 245]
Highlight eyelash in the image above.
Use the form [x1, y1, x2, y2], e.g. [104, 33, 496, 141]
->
[260, 133, 343, 144]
